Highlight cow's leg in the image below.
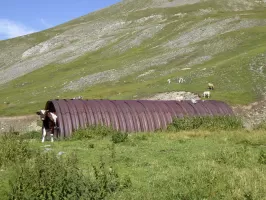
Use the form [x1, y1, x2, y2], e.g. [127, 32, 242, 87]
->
[51, 127, 54, 143]
[51, 133, 54, 142]
[42, 127, 46, 143]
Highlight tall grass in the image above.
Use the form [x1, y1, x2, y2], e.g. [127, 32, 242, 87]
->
[254, 121, 266, 130]
[71, 125, 120, 140]
[0, 134, 35, 168]
[71, 125, 128, 144]
[0, 133, 130, 199]
[8, 152, 130, 200]
[167, 116, 243, 132]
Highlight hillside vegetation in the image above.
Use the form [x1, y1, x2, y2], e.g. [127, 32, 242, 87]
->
[1, 0, 266, 115]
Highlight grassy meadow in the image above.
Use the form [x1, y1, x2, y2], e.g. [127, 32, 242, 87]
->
[1, 118, 266, 199]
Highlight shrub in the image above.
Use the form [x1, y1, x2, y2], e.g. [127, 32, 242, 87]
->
[258, 150, 266, 164]
[71, 125, 123, 141]
[167, 116, 243, 132]
[19, 131, 40, 140]
[254, 121, 266, 130]
[0, 134, 34, 168]
[112, 132, 128, 144]
[8, 152, 130, 200]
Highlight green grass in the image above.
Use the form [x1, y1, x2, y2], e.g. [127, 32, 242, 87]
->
[1, 1, 266, 116]
[1, 128, 266, 199]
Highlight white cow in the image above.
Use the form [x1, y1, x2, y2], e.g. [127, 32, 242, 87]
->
[208, 83, 214, 90]
[73, 96, 83, 99]
[203, 91, 211, 98]
[178, 77, 185, 84]
[36, 110, 58, 142]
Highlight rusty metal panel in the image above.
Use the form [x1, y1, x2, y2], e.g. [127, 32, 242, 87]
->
[133, 101, 149, 132]
[160, 101, 178, 119]
[89, 100, 105, 126]
[145, 100, 160, 131]
[175, 101, 189, 117]
[151, 101, 168, 130]
[104, 100, 121, 130]
[95, 100, 112, 128]
[152, 101, 169, 130]
[201, 100, 219, 116]
[109, 100, 124, 131]
[137, 100, 155, 131]
[196, 101, 213, 116]
[115, 101, 134, 132]
[161, 101, 176, 124]
[113, 101, 127, 132]
[58, 100, 73, 137]
[121, 101, 136, 132]
[65, 100, 79, 132]
[123, 101, 140, 132]
[188, 101, 208, 116]
[82, 100, 95, 126]
[210, 100, 234, 115]
[72, 100, 87, 130]
[95, 100, 110, 126]
[124, 100, 142, 132]
[78, 100, 91, 126]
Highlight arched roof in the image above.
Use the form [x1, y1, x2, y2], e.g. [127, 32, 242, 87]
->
[45, 99, 234, 137]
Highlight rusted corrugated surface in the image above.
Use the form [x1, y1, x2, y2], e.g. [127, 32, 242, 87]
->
[44, 99, 234, 137]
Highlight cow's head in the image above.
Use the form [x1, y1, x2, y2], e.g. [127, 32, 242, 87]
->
[36, 110, 49, 121]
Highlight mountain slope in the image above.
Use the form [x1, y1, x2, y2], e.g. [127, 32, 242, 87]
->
[0, 0, 266, 116]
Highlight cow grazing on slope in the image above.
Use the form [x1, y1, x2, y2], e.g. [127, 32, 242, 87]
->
[203, 91, 211, 98]
[36, 110, 58, 143]
[208, 83, 214, 90]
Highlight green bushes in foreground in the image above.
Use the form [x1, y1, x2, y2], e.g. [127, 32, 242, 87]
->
[0, 134, 34, 168]
[0, 134, 130, 199]
[72, 125, 120, 140]
[9, 152, 130, 200]
[167, 116, 243, 132]
[72, 125, 128, 143]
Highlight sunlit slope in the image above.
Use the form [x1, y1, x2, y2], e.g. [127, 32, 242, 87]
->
[0, 0, 266, 115]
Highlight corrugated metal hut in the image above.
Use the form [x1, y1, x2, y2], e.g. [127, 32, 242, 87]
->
[44, 99, 234, 138]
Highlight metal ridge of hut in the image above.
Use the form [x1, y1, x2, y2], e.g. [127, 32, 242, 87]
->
[44, 99, 234, 138]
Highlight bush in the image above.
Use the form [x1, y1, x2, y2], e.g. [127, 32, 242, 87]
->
[258, 150, 266, 164]
[71, 125, 122, 140]
[254, 121, 266, 130]
[112, 132, 128, 144]
[19, 131, 41, 140]
[0, 134, 35, 168]
[167, 116, 243, 132]
[8, 152, 130, 200]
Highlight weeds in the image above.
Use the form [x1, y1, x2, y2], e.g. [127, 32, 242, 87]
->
[8, 152, 131, 200]
[167, 116, 243, 132]
[254, 121, 266, 130]
[18, 131, 40, 140]
[258, 150, 266, 164]
[0, 134, 35, 168]
[112, 133, 128, 144]
[71, 125, 128, 144]
[71, 125, 121, 140]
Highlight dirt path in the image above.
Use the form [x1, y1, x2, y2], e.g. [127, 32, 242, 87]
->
[0, 115, 41, 134]
[232, 96, 266, 129]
